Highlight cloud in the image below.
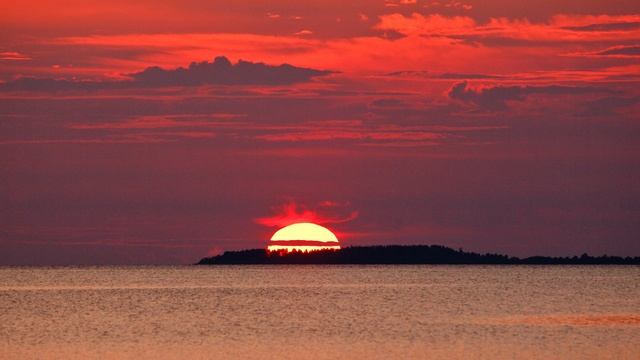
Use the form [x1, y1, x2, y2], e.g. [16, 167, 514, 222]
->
[448, 81, 613, 110]
[59, 110, 504, 147]
[0, 56, 332, 91]
[566, 45, 640, 58]
[384, 70, 505, 80]
[0, 51, 31, 60]
[375, 13, 476, 37]
[437, 72, 505, 80]
[252, 120, 447, 145]
[423, 1, 473, 11]
[562, 21, 640, 32]
[29, 19, 638, 78]
[594, 45, 640, 57]
[294, 29, 314, 36]
[128, 56, 331, 86]
[254, 200, 359, 228]
[0, 77, 101, 92]
[580, 96, 640, 116]
[370, 98, 408, 107]
[375, 13, 640, 47]
[68, 114, 242, 131]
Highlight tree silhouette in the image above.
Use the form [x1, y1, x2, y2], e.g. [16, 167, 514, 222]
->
[196, 245, 640, 265]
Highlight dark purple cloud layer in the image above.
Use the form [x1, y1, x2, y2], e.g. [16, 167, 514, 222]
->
[562, 21, 640, 32]
[595, 45, 640, 56]
[129, 56, 333, 86]
[0, 56, 332, 92]
[448, 82, 615, 110]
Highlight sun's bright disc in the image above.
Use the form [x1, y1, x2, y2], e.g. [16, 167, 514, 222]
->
[267, 222, 340, 252]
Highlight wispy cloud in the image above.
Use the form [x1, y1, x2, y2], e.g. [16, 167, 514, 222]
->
[0, 51, 31, 60]
[376, 13, 640, 45]
[255, 200, 359, 228]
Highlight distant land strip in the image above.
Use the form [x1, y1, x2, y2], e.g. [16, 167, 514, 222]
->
[197, 245, 640, 265]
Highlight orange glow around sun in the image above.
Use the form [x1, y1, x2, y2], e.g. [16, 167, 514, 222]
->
[267, 222, 340, 252]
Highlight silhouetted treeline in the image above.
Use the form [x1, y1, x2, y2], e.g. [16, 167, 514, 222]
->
[196, 245, 640, 265]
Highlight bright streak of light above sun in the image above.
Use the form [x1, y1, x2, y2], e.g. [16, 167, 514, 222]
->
[268, 222, 340, 252]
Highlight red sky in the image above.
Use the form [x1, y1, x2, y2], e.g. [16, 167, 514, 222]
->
[1, 0, 640, 264]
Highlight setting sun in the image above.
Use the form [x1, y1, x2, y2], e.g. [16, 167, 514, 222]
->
[267, 222, 340, 252]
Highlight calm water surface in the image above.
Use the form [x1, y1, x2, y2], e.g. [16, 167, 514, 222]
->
[1, 265, 639, 359]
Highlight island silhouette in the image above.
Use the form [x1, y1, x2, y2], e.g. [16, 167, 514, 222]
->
[197, 245, 640, 265]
